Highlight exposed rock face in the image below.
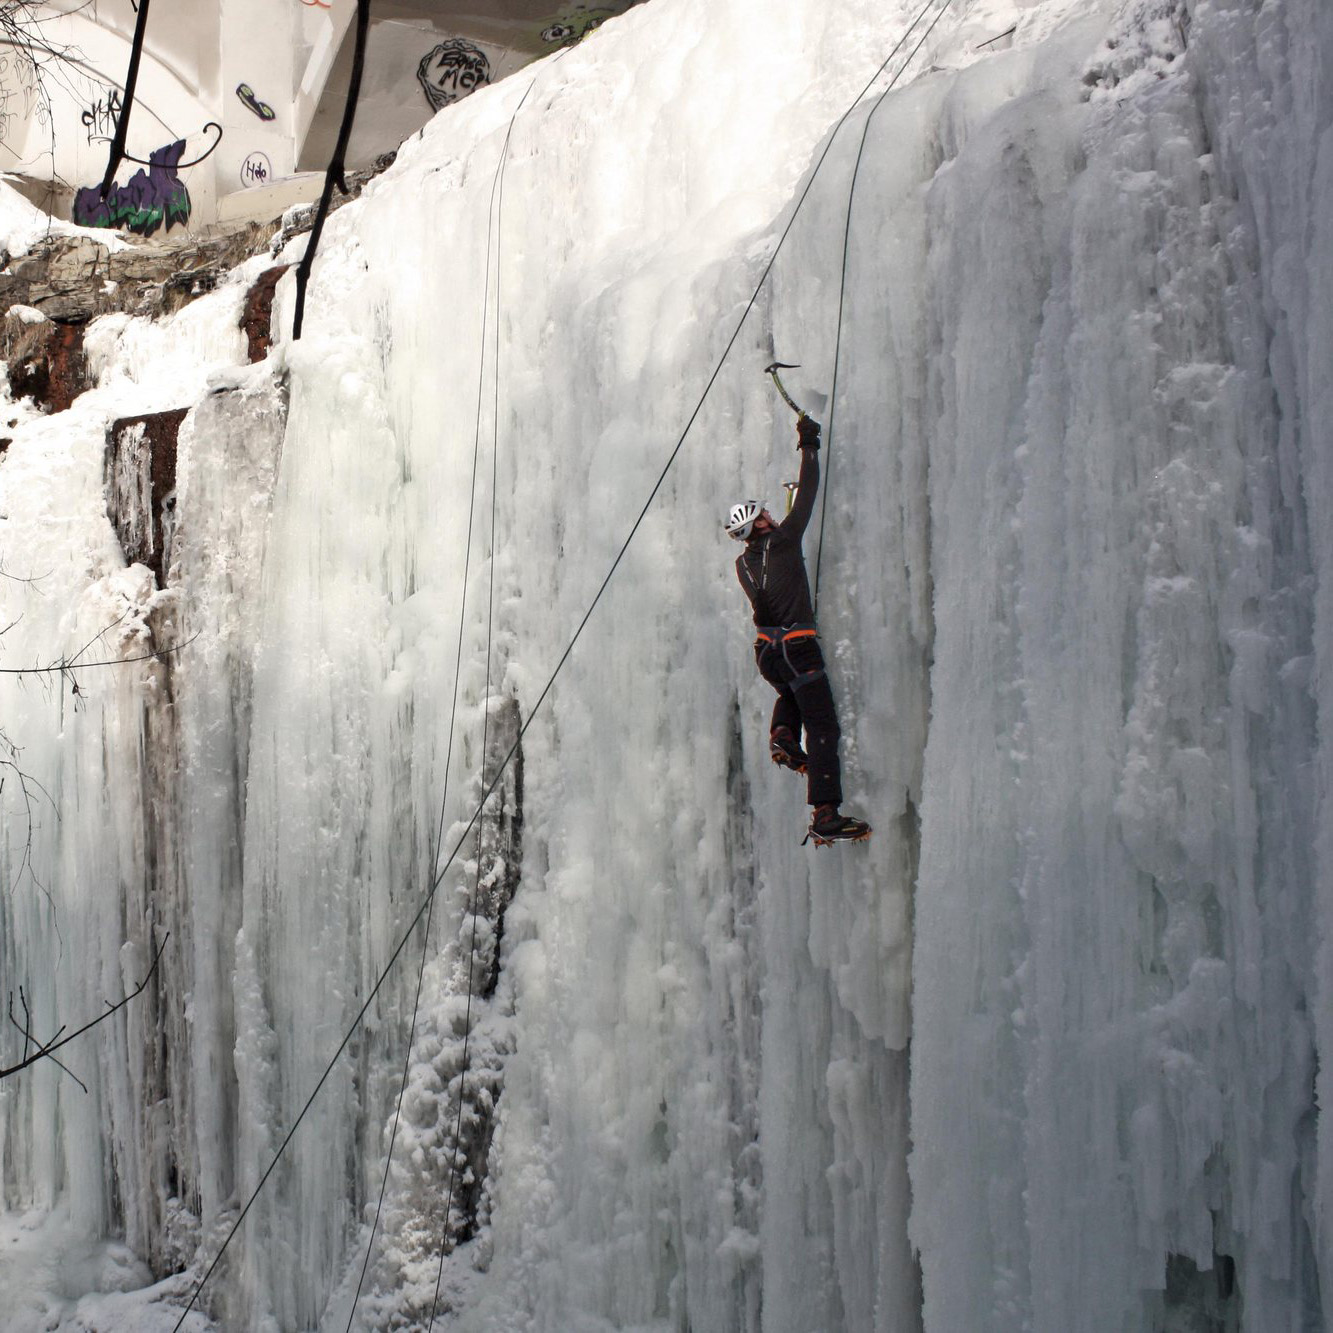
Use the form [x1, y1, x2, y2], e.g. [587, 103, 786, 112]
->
[240, 265, 292, 363]
[0, 157, 393, 326]
[0, 222, 292, 411]
[0, 225, 281, 324]
[2, 316, 91, 412]
[105, 408, 190, 586]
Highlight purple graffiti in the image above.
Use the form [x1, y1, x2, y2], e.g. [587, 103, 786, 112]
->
[73, 140, 191, 238]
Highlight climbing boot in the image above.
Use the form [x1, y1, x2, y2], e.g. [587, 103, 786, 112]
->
[804, 805, 872, 847]
[770, 726, 808, 774]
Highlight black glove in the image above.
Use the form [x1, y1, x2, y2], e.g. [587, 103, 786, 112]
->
[797, 414, 821, 450]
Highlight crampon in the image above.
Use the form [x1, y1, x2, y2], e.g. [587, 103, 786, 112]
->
[802, 812, 872, 847]
[770, 727, 808, 774]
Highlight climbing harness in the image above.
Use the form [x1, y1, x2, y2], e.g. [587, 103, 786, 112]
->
[755, 624, 825, 690]
[754, 624, 817, 645]
[172, 3, 956, 1326]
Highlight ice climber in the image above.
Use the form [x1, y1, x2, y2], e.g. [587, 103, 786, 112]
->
[726, 413, 871, 846]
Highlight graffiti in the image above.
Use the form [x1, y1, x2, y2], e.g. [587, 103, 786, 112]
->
[300, 0, 332, 7]
[80, 88, 123, 144]
[538, 5, 630, 47]
[417, 39, 491, 112]
[236, 83, 275, 122]
[0, 64, 18, 145]
[120, 122, 222, 170]
[241, 151, 273, 188]
[72, 140, 190, 238]
[0, 50, 46, 145]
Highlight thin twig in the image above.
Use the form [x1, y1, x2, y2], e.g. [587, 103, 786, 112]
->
[0, 630, 201, 675]
[0, 931, 168, 1083]
[6, 996, 85, 1091]
[977, 25, 1016, 49]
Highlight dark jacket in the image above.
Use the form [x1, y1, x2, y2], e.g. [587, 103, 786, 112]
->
[735, 444, 819, 628]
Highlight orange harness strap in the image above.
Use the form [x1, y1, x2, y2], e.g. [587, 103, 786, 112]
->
[753, 624, 825, 691]
[755, 626, 817, 646]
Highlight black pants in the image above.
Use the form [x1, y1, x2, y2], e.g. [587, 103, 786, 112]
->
[755, 635, 842, 807]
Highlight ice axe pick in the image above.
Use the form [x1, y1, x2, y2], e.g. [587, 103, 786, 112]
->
[764, 361, 809, 419]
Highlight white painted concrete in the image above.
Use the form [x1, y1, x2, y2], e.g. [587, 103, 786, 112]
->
[0, 0, 648, 235]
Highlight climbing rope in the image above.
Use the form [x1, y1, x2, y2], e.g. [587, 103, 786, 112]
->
[427, 68, 520, 1320]
[813, 0, 957, 609]
[293, 0, 372, 340]
[171, 6, 960, 1326]
[343, 70, 541, 1333]
[98, 0, 152, 199]
[343, 72, 539, 1330]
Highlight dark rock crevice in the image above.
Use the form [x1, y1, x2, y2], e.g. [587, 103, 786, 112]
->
[105, 408, 189, 586]
[366, 695, 525, 1324]
[439, 693, 525, 1248]
[3, 315, 92, 413]
[240, 265, 292, 363]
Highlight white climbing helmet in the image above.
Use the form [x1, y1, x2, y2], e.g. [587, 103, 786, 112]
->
[725, 499, 764, 541]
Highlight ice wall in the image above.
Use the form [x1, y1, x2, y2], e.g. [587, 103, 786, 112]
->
[900, 0, 1330, 1324]
[1, 0, 1331, 1329]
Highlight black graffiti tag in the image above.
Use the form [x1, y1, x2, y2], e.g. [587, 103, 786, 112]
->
[0, 50, 47, 145]
[241, 151, 272, 187]
[417, 39, 491, 112]
[81, 88, 123, 144]
[0, 59, 16, 144]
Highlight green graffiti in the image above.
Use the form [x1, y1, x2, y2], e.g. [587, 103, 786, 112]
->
[73, 140, 192, 238]
[537, 2, 640, 48]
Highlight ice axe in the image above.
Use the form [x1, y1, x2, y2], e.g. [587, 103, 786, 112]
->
[768, 363, 812, 512]
[764, 361, 810, 419]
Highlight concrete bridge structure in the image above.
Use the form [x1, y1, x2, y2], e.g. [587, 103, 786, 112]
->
[0, 1, 643, 235]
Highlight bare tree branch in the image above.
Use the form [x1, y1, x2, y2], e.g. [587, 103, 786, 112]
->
[0, 752, 57, 906]
[1, 930, 168, 1087]
[0, 628, 200, 676]
[8, 987, 86, 1090]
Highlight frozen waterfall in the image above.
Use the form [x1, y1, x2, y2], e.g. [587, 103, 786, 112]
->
[2, 0, 1331, 1328]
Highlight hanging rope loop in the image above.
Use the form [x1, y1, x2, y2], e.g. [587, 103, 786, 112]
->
[293, 0, 373, 340]
[99, 0, 153, 199]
